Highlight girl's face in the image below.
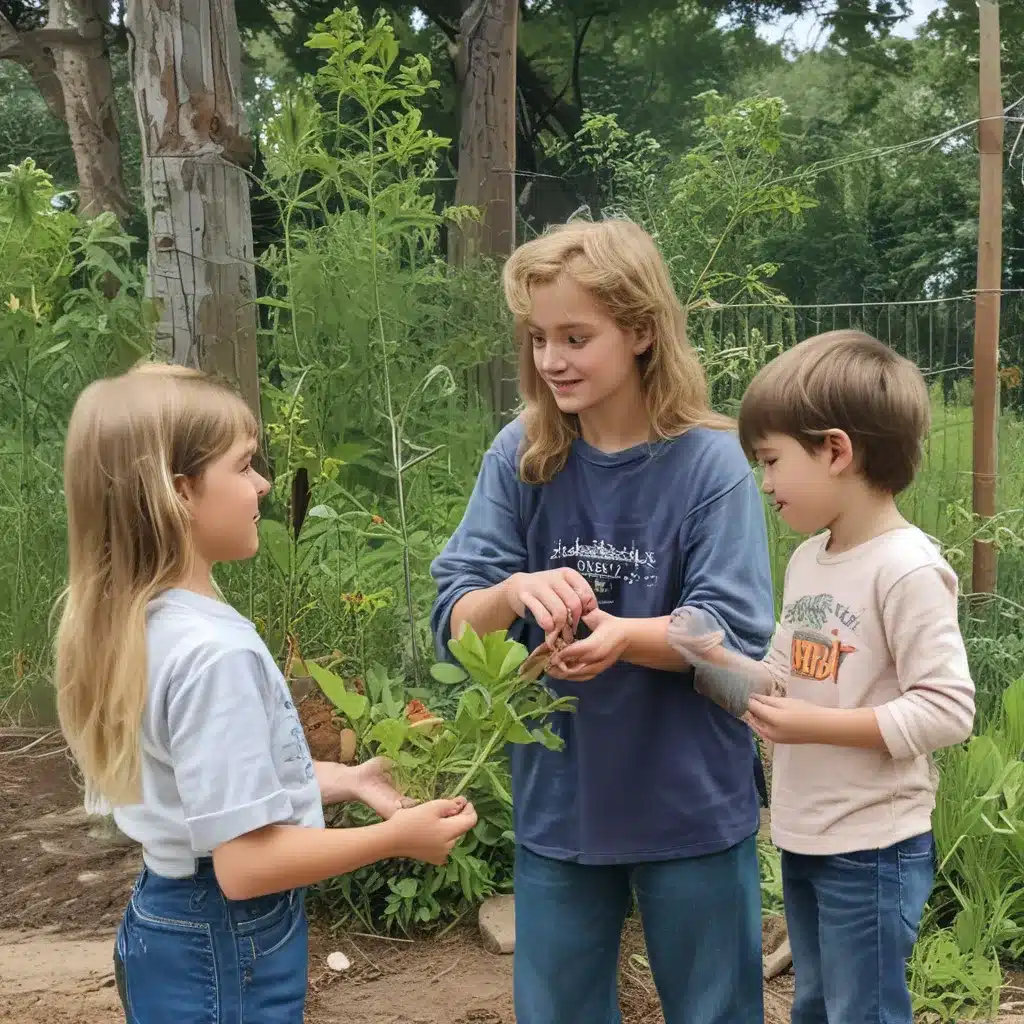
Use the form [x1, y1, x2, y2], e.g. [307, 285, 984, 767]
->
[178, 434, 271, 566]
[527, 275, 649, 418]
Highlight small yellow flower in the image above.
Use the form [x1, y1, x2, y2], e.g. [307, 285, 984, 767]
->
[6, 294, 20, 312]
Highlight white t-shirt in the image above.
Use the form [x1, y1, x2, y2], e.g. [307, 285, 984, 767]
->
[113, 589, 325, 877]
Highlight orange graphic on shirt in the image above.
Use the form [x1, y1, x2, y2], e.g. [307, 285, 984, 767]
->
[790, 628, 857, 683]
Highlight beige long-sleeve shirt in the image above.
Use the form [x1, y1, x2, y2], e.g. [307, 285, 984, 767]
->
[767, 526, 975, 855]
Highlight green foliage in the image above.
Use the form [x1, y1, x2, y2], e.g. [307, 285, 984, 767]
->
[245, 8, 502, 680]
[0, 158, 152, 713]
[553, 94, 815, 308]
[308, 625, 574, 805]
[307, 626, 575, 932]
[908, 680, 1024, 1019]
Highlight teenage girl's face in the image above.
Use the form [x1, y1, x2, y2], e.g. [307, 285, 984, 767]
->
[180, 435, 271, 565]
[527, 275, 649, 417]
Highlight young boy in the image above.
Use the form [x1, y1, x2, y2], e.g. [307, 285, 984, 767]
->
[667, 329, 976, 1024]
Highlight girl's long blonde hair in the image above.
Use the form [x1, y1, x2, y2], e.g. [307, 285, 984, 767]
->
[503, 219, 731, 484]
[55, 363, 257, 806]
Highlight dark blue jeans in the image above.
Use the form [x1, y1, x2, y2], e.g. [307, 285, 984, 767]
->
[782, 832, 935, 1024]
[113, 861, 307, 1023]
[513, 834, 764, 1024]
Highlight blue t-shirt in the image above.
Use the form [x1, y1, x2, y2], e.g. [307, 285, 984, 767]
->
[430, 419, 775, 864]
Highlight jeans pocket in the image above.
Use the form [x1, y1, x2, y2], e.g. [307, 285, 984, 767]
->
[898, 835, 935, 939]
[122, 901, 219, 1022]
[238, 901, 308, 1023]
[237, 893, 305, 962]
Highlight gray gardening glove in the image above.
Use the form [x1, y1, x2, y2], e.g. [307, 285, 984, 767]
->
[668, 605, 773, 719]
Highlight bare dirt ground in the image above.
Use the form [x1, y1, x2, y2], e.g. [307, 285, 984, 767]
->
[0, 728, 1013, 1024]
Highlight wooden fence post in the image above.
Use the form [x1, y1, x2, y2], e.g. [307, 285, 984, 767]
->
[971, 0, 1003, 595]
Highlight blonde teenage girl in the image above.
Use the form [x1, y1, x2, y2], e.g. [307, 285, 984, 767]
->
[431, 220, 775, 1024]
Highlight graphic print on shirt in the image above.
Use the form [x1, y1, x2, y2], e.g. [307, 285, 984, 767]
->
[549, 536, 659, 609]
[782, 593, 861, 684]
[278, 689, 315, 781]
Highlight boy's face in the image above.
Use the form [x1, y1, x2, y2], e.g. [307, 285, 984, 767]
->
[753, 432, 846, 535]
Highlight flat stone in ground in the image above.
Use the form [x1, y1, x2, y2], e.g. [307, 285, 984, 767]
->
[479, 894, 515, 955]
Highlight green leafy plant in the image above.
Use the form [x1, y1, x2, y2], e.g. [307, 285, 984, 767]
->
[909, 929, 1003, 1022]
[306, 625, 574, 933]
[911, 679, 1024, 1016]
[305, 624, 575, 804]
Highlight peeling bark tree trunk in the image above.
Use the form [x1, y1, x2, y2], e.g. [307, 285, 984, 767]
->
[125, 0, 262, 424]
[49, 0, 129, 220]
[450, 0, 518, 419]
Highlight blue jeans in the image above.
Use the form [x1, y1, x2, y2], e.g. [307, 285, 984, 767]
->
[514, 834, 764, 1024]
[113, 861, 307, 1023]
[782, 832, 935, 1024]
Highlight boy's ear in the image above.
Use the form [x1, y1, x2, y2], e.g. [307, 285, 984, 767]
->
[824, 429, 855, 476]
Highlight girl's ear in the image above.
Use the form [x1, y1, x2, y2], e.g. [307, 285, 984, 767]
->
[631, 322, 654, 356]
[824, 429, 855, 477]
[173, 473, 197, 510]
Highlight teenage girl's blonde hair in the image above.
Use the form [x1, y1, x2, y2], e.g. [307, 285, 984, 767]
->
[55, 363, 257, 806]
[503, 219, 731, 484]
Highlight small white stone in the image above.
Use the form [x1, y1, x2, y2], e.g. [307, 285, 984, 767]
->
[326, 951, 351, 972]
[479, 894, 516, 954]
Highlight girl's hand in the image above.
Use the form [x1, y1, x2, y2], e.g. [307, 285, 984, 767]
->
[503, 568, 598, 635]
[347, 757, 415, 819]
[548, 608, 629, 681]
[387, 798, 479, 865]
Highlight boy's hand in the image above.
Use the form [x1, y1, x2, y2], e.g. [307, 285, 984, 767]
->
[347, 757, 416, 819]
[746, 695, 888, 750]
[387, 798, 479, 865]
[548, 608, 629, 681]
[744, 695, 832, 744]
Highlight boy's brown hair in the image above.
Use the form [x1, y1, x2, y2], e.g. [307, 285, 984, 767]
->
[738, 330, 930, 494]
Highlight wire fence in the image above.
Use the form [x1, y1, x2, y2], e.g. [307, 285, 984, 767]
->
[686, 295, 1024, 618]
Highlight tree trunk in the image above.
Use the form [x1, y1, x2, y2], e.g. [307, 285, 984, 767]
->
[450, 0, 518, 419]
[0, 4, 128, 221]
[125, 0, 262, 424]
[48, 0, 129, 220]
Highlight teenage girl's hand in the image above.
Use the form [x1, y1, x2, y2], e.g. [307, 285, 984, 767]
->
[387, 797, 479, 865]
[548, 608, 630, 681]
[503, 568, 598, 635]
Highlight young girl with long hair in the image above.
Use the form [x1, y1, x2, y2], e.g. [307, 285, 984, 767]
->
[431, 219, 775, 1024]
[56, 363, 477, 1023]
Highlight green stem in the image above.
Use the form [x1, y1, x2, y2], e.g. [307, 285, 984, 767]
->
[364, 104, 421, 682]
[449, 729, 505, 799]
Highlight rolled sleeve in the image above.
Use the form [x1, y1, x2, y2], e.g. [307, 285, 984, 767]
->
[167, 649, 294, 851]
[676, 470, 775, 660]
